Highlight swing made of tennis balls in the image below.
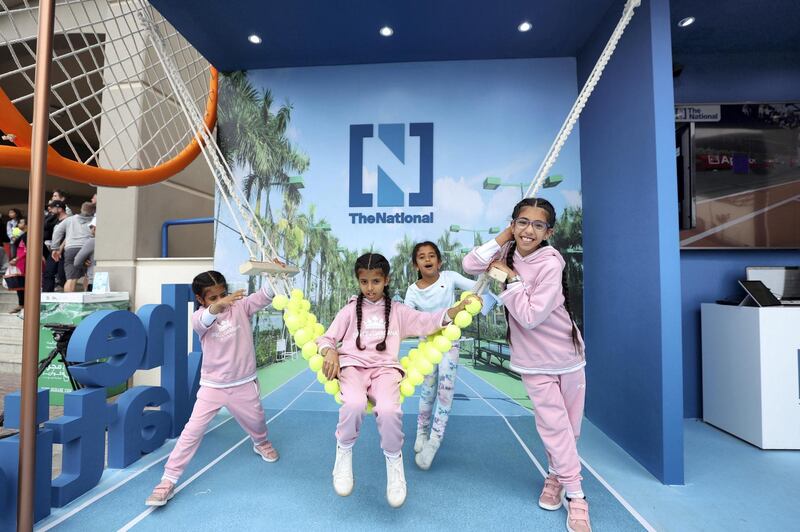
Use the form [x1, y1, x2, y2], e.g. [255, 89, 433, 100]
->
[395, 296, 483, 403]
[279, 291, 482, 410]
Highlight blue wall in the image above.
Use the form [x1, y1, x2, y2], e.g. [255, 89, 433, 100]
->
[674, 48, 800, 419]
[681, 250, 800, 418]
[674, 51, 800, 104]
[577, 0, 684, 484]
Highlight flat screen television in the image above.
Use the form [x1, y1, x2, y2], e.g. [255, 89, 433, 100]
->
[676, 102, 800, 249]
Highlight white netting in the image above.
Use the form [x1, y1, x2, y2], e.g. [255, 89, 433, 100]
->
[0, 0, 210, 170]
[134, 2, 292, 292]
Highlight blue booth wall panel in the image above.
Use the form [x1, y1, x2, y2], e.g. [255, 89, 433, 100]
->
[577, 0, 684, 484]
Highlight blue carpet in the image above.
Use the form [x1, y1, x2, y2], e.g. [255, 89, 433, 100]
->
[38, 369, 645, 531]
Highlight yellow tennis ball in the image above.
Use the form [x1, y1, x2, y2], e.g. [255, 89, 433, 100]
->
[365, 401, 374, 414]
[272, 294, 289, 310]
[334, 393, 343, 405]
[301, 341, 317, 360]
[290, 288, 304, 300]
[317, 369, 328, 383]
[306, 313, 317, 325]
[324, 379, 340, 395]
[314, 323, 325, 337]
[398, 394, 405, 404]
[407, 348, 419, 360]
[454, 310, 472, 328]
[459, 290, 474, 302]
[427, 348, 443, 365]
[294, 328, 313, 347]
[400, 356, 410, 368]
[433, 336, 452, 353]
[301, 300, 311, 312]
[422, 344, 440, 362]
[415, 357, 434, 375]
[308, 354, 324, 372]
[466, 299, 482, 315]
[443, 324, 461, 341]
[408, 368, 424, 386]
[400, 380, 415, 397]
[283, 312, 303, 334]
[287, 299, 303, 312]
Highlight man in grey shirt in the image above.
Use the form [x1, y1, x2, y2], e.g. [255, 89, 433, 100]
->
[51, 202, 95, 292]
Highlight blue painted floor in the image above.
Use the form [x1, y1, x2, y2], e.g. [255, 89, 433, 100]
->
[36, 369, 646, 531]
[34, 364, 800, 531]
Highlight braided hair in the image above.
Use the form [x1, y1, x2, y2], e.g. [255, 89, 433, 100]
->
[354, 253, 392, 351]
[503, 198, 581, 354]
[191, 270, 227, 304]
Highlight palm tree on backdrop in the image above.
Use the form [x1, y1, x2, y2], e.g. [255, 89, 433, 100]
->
[218, 71, 309, 235]
[551, 205, 584, 330]
[276, 187, 307, 265]
[390, 235, 417, 293]
[436, 230, 463, 273]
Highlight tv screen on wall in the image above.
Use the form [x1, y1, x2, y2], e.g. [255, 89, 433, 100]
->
[677, 102, 799, 249]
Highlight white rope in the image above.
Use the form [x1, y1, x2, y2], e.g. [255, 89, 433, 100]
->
[136, 1, 292, 295]
[526, 0, 641, 198]
[473, 0, 641, 294]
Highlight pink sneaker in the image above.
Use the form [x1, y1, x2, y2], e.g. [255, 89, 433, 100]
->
[145, 479, 175, 507]
[566, 497, 592, 532]
[538, 473, 564, 510]
[253, 440, 279, 462]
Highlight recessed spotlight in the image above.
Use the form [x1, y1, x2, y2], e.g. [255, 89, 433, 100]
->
[677, 17, 695, 28]
[248, 34, 262, 44]
[518, 21, 532, 32]
[379, 25, 394, 37]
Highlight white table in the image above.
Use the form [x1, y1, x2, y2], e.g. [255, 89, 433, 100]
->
[701, 303, 800, 449]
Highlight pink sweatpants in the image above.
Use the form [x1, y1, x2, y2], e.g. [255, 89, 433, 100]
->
[163, 380, 268, 482]
[337, 366, 403, 454]
[522, 369, 586, 495]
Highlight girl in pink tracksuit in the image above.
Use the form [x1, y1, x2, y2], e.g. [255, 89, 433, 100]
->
[146, 270, 279, 507]
[463, 198, 591, 532]
[317, 253, 476, 508]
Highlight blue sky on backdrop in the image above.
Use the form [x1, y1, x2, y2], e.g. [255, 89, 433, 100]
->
[215, 58, 583, 284]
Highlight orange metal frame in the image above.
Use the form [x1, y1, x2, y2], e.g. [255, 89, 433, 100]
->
[0, 66, 218, 187]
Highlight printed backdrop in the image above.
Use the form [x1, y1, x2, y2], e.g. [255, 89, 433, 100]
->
[215, 58, 584, 364]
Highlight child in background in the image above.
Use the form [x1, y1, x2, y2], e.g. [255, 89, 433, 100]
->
[404, 241, 475, 469]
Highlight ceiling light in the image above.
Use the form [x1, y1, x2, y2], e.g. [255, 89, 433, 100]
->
[248, 34, 262, 44]
[379, 26, 394, 37]
[518, 21, 532, 32]
[677, 17, 695, 28]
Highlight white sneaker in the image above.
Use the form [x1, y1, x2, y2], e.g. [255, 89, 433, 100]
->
[414, 437, 440, 470]
[413, 429, 428, 453]
[332, 445, 354, 496]
[385, 453, 407, 508]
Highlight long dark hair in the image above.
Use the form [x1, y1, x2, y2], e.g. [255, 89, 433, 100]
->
[191, 270, 227, 300]
[353, 253, 392, 351]
[504, 198, 581, 354]
[411, 241, 442, 279]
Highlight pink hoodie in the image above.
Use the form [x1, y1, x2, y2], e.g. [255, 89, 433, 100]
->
[317, 296, 450, 370]
[463, 240, 585, 375]
[191, 286, 272, 388]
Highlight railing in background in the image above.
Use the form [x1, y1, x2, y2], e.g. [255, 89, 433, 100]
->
[161, 217, 214, 258]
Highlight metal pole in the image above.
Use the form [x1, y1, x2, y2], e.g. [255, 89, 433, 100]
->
[18, 0, 56, 529]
